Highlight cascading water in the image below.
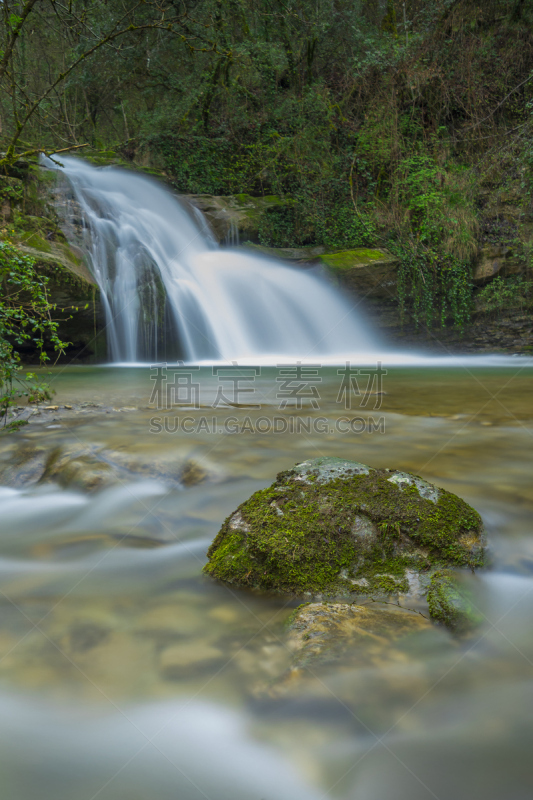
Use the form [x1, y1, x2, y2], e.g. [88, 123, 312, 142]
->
[44, 156, 379, 363]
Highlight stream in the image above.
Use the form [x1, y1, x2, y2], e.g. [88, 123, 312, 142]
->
[0, 363, 532, 799]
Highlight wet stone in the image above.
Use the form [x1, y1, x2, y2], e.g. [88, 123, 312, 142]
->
[286, 602, 434, 670]
[427, 569, 485, 634]
[180, 459, 208, 487]
[0, 444, 48, 487]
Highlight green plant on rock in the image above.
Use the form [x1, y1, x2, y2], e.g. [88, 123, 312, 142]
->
[395, 244, 473, 331]
[389, 153, 479, 331]
[0, 242, 67, 430]
[476, 275, 533, 315]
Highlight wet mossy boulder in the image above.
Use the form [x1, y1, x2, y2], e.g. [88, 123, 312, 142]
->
[319, 249, 399, 298]
[204, 457, 485, 599]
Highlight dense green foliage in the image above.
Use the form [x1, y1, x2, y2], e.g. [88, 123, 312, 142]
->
[1, 0, 533, 334]
[0, 242, 65, 428]
[476, 274, 533, 315]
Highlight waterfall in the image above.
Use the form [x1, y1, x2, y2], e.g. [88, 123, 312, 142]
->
[44, 156, 380, 363]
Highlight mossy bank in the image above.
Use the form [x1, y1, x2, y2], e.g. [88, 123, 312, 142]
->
[204, 457, 485, 600]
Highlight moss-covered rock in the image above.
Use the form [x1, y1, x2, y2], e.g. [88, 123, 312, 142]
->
[1, 164, 106, 361]
[319, 248, 399, 298]
[204, 457, 485, 599]
[427, 569, 484, 633]
[239, 243, 328, 262]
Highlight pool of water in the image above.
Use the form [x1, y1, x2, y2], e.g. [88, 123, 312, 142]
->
[0, 362, 532, 799]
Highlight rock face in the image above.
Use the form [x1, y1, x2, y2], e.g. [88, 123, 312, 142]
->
[472, 245, 523, 284]
[240, 243, 329, 262]
[3, 166, 106, 361]
[237, 244, 400, 299]
[184, 194, 291, 243]
[258, 600, 439, 702]
[204, 457, 485, 599]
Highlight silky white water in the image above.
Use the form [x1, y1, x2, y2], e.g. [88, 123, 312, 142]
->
[43, 156, 378, 363]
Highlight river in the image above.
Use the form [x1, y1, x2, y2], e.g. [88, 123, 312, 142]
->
[0, 362, 532, 799]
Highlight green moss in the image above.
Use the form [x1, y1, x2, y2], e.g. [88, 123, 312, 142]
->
[262, 195, 286, 206]
[19, 233, 52, 252]
[84, 152, 122, 167]
[371, 573, 410, 594]
[427, 569, 484, 633]
[284, 602, 310, 629]
[28, 163, 56, 183]
[38, 258, 94, 293]
[319, 249, 396, 270]
[204, 459, 485, 598]
[241, 243, 326, 261]
[138, 167, 167, 177]
[204, 531, 256, 582]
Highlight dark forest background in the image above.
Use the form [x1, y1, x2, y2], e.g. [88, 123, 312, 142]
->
[2, 0, 533, 334]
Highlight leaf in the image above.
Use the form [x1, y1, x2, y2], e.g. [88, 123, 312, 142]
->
[9, 13, 23, 32]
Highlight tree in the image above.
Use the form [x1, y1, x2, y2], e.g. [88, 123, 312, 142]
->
[0, 0, 226, 171]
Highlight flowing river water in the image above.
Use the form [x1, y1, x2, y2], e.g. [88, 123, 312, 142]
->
[0, 362, 532, 799]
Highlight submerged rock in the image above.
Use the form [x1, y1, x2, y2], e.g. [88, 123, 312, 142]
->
[36, 445, 209, 493]
[204, 457, 485, 600]
[179, 459, 208, 487]
[0, 443, 48, 487]
[286, 602, 433, 671]
[40, 446, 126, 492]
[253, 601, 439, 702]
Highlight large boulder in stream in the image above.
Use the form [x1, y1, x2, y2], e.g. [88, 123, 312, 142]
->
[427, 569, 484, 633]
[204, 457, 485, 601]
